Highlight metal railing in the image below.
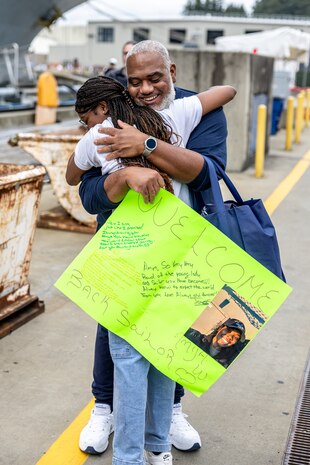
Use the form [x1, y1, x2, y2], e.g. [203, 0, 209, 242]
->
[184, 11, 310, 22]
[0, 42, 35, 87]
[1, 42, 19, 86]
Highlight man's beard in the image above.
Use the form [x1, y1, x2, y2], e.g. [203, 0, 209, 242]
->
[134, 75, 176, 111]
[154, 76, 176, 110]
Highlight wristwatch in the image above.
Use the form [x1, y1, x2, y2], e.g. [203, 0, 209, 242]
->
[142, 136, 157, 158]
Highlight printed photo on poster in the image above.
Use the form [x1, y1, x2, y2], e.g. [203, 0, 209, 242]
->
[184, 285, 268, 368]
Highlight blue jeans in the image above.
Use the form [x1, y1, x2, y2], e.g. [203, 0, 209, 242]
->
[92, 324, 184, 409]
[109, 331, 175, 465]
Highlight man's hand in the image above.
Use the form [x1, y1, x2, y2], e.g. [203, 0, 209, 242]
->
[105, 166, 165, 204]
[94, 120, 146, 160]
[95, 120, 204, 185]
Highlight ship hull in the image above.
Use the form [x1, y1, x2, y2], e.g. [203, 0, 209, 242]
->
[0, 0, 84, 48]
[0, 0, 85, 86]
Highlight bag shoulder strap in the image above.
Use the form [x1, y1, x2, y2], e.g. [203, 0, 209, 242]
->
[201, 158, 244, 211]
[217, 164, 243, 204]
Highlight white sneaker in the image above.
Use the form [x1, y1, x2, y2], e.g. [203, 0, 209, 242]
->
[169, 403, 201, 451]
[79, 403, 114, 454]
[145, 451, 173, 465]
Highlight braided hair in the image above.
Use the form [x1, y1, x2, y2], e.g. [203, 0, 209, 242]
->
[75, 75, 174, 193]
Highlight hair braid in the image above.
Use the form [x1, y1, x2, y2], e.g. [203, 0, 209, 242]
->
[75, 76, 174, 193]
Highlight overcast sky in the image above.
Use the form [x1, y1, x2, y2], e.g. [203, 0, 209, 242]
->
[59, 0, 256, 25]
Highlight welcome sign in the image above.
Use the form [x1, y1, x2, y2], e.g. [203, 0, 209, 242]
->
[55, 189, 291, 396]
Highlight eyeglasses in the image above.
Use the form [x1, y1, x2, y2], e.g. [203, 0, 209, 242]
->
[78, 118, 89, 129]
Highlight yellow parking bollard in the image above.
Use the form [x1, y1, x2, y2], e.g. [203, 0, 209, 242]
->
[306, 89, 310, 127]
[255, 104, 267, 178]
[300, 90, 305, 130]
[295, 93, 304, 143]
[285, 96, 294, 151]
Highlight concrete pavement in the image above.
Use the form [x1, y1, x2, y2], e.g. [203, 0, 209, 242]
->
[0, 121, 309, 465]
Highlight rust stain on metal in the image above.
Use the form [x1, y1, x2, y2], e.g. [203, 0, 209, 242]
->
[13, 131, 96, 228]
[0, 163, 45, 310]
[38, 206, 96, 234]
[0, 297, 45, 339]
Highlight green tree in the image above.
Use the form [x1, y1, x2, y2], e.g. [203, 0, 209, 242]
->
[183, 0, 201, 14]
[183, 0, 249, 15]
[225, 3, 247, 15]
[253, 0, 310, 16]
[183, 0, 224, 15]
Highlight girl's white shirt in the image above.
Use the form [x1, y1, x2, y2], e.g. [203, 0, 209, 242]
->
[74, 94, 202, 206]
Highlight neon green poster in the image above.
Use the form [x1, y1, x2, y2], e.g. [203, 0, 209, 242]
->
[55, 189, 292, 396]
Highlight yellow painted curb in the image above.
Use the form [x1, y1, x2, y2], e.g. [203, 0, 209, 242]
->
[264, 150, 310, 216]
[35, 399, 94, 465]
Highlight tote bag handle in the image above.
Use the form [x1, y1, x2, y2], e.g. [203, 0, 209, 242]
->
[201, 158, 244, 210]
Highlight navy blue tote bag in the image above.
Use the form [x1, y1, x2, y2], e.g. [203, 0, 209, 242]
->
[200, 158, 285, 281]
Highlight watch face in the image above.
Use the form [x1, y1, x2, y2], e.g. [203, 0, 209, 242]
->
[146, 137, 157, 150]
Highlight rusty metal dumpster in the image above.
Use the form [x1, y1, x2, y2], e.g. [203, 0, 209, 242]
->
[0, 163, 46, 338]
[12, 132, 97, 233]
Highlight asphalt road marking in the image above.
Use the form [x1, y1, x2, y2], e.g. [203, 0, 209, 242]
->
[35, 400, 93, 465]
[34, 149, 310, 465]
[264, 149, 310, 215]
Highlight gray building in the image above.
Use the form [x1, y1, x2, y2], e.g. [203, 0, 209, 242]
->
[46, 15, 310, 68]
